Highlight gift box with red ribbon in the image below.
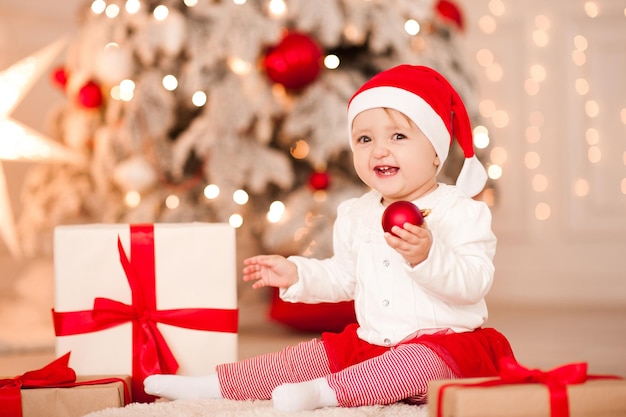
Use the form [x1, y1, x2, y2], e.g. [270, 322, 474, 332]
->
[0, 353, 131, 417]
[51, 223, 239, 403]
[428, 357, 626, 417]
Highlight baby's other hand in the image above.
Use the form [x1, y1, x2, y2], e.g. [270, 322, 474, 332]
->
[242, 255, 298, 289]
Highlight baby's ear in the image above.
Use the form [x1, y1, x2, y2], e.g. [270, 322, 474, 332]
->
[434, 155, 440, 167]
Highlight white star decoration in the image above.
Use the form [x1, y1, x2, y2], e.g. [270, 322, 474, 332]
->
[0, 38, 84, 258]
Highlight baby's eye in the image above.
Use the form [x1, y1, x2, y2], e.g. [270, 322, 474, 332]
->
[357, 135, 371, 144]
[392, 133, 406, 141]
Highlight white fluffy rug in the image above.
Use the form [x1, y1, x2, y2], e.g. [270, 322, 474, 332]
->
[84, 399, 428, 417]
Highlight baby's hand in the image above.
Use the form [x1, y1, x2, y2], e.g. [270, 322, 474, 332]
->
[384, 222, 432, 267]
[242, 255, 298, 289]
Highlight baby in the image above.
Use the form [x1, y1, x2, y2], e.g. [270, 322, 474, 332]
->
[144, 65, 514, 412]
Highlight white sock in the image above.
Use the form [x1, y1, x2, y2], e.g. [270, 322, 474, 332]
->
[143, 373, 223, 400]
[271, 377, 339, 412]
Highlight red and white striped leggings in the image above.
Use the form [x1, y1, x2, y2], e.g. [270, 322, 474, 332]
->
[216, 337, 456, 407]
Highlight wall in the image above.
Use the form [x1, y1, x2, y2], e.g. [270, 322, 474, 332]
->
[456, 0, 626, 307]
[1, 0, 625, 308]
[0, 0, 82, 281]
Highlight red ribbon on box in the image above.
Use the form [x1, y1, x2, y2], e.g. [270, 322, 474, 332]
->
[436, 357, 623, 417]
[0, 352, 130, 417]
[51, 224, 239, 403]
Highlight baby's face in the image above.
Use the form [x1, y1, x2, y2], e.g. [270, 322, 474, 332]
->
[350, 108, 439, 205]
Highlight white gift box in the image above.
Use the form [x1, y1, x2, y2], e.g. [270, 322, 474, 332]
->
[53, 223, 238, 400]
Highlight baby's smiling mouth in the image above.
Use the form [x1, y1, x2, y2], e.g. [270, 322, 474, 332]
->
[375, 165, 399, 175]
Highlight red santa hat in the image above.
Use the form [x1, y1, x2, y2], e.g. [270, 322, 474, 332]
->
[347, 65, 487, 197]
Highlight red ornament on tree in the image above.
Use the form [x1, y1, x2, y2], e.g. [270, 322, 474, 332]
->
[263, 31, 323, 90]
[382, 201, 425, 236]
[435, 0, 465, 32]
[308, 170, 331, 191]
[51, 66, 68, 90]
[77, 80, 103, 109]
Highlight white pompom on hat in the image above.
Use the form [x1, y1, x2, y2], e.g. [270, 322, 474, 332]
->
[347, 65, 487, 197]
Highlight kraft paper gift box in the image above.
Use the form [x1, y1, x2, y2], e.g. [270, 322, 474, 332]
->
[20, 376, 131, 417]
[52, 223, 239, 402]
[1, 353, 131, 417]
[428, 372, 626, 417]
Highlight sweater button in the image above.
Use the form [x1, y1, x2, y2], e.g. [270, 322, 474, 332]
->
[383, 259, 390, 267]
[382, 299, 389, 307]
[383, 338, 391, 346]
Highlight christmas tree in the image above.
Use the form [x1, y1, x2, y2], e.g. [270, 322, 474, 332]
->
[18, 0, 488, 260]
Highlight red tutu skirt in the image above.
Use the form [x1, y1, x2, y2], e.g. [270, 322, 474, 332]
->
[322, 323, 514, 378]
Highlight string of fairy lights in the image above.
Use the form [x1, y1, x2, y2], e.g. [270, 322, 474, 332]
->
[89, 0, 326, 228]
[85, 0, 478, 229]
[85, 0, 626, 227]
[471, 0, 626, 221]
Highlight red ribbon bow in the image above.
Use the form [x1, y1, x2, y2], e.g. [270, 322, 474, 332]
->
[498, 357, 587, 417]
[52, 224, 238, 403]
[0, 353, 130, 417]
[437, 357, 622, 417]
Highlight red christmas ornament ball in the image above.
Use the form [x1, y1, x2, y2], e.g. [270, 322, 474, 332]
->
[51, 66, 68, 89]
[382, 201, 424, 236]
[264, 31, 323, 90]
[308, 171, 331, 190]
[435, 0, 465, 32]
[77, 80, 103, 108]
